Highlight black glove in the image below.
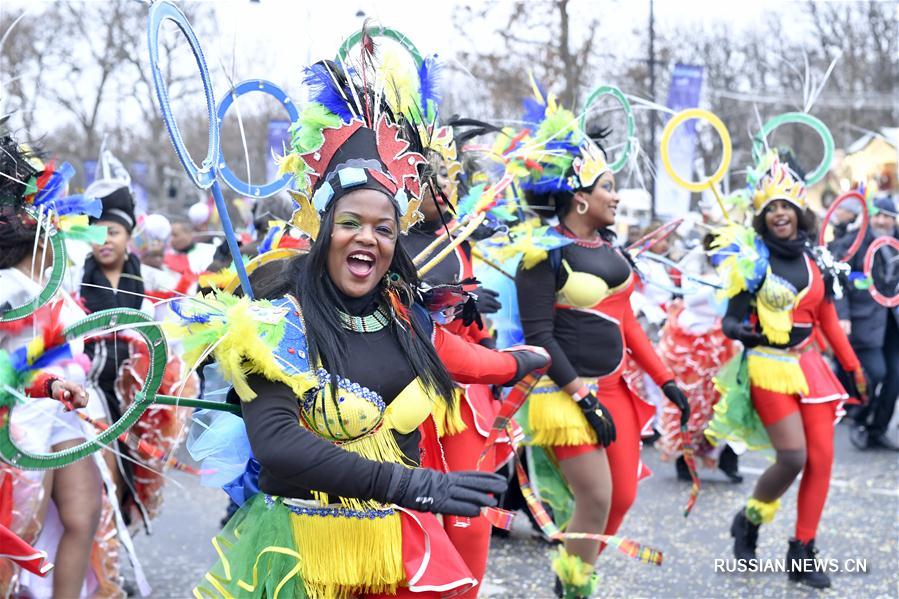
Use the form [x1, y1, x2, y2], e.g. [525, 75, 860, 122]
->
[472, 287, 501, 315]
[662, 381, 690, 426]
[459, 297, 483, 329]
[506, 348, 550, 386]
[725, 321, 765, 348]
[575, 393, 616, 447]
[384, 465, 507, 517]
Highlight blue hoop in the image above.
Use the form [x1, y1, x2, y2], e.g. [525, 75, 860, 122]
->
[148, 1, 253, 298]
[216, 79, 300, 198]
[147, 1, 218, 189]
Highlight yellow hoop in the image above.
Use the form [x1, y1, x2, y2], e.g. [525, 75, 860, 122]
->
[660, 108, 732, 192]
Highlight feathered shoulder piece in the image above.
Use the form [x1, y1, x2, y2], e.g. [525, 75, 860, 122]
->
[494, 220, 573, 270]
[169, 292, 316, 401]
[708, 224, 769, 298]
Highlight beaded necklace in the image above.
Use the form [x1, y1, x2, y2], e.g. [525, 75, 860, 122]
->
[337, 303, 390, 333]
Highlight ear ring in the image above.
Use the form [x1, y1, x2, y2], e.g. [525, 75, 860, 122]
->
[576, 199, 589, 215]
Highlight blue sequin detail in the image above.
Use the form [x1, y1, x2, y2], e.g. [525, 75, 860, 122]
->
[265, 495, 394, 519]
[314, 368, 386, 411]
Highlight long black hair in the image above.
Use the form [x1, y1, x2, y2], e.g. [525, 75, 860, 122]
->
[292, 205, 457, 404]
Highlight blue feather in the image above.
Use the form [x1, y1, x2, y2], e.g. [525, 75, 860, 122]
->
[418, 55, 442, 122]
[42, 195, 102, 218]
[32, 162, 76, 209]
[31, 343, 72, 370]
[170, 299, 212, 324]
[522, 97, 547, 127]
[258, 225, 281, 255]
[303, 64, 356, 122]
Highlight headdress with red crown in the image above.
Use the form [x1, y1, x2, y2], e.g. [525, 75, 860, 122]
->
[277, 31, 433, 240]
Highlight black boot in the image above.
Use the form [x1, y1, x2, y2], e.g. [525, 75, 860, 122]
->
[718, 445, 743, 483]
[787, 538, 832, 588]
[730, 509, 759, 560]
[675, 455, 692, 481]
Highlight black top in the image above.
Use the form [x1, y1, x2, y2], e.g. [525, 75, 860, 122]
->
[516, 241, 631, 387]
[722, 242, 812, 348]
[236, 283, 422, 500]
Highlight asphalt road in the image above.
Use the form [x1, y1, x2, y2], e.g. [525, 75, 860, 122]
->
[133, 420, 898, 598]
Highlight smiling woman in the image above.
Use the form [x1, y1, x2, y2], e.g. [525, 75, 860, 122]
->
[179, 44, 554, 598]
[510, 86, 689, 597]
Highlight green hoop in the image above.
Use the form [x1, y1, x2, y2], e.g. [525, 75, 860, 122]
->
[0, 210, 67, 323]
[751, 112, 834, 186]
[335, 27, 423, 68]
[579, 85, 634, 174]
[0, 309, 167, 469]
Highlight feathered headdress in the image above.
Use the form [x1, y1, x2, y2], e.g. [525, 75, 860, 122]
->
[750, 150, 807, 214]
[0, 132, 105, 245]
[506, 76, 609, 195]
[278, 29, 441, 240]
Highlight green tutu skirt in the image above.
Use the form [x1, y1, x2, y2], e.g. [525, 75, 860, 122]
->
[193, 494, 307, 599]
[705, 353, 771, 450]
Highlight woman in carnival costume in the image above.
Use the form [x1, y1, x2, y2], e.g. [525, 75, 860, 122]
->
[707, 150, 866, 589]
[506, 88, 690, 598]
[0, 133, 107, 597]
[179, 46, 548, 598]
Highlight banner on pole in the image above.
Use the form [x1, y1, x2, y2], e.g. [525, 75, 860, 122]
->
[654, 64, 704, 218]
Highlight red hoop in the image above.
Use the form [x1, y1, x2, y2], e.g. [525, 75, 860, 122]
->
[863, 236, 899, 307]
[626, 218, 683, 257]
[819, 190, 869, 262]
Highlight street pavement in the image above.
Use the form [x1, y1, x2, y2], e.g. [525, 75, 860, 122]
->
[134, 420, 898, 598]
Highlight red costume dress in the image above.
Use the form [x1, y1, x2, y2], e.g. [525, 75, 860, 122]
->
[516, 231, 675, 539]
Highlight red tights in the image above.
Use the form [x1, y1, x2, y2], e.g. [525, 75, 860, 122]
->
[753, 387, 837, 542]
[440, 401, 496, 598]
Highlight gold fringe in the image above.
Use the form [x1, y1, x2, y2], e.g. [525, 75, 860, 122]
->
[290, 510, 404, 599]
[528, 381, 596, 447]
[313, 425, 415, 510]
[747, 349, 809, 396]
[430, 388, 468, 437]
[745, 497, 781, 525]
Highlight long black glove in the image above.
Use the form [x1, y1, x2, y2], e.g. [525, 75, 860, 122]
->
[575, 393, 616, 447]
[662, 381, 690, 426]
[505, 348, 551, 386]
[472, 287, 501, 315]
[722, 319, 765, 348]
[383, 465, 507, 517]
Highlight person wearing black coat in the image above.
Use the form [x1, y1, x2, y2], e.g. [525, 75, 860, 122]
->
[832, 195, 899, 451]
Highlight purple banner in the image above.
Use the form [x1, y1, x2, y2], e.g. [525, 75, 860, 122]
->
[654, 64, 704, 217]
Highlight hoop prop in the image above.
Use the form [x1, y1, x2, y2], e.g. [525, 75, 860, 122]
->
[148, 1, 254, 298]
[0, 213, 66, 323]
[0, 310, 166, 469]
[660, 109, 732, 193]
[751, 112, 833, 186]
[579, 85, 634, 173]
[335, 27, 424, 67]
[217, 79, 300, 198]
[626, 218, 683, 257]
[863, 237, 899, 307]
[818, 190, 869, 262]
